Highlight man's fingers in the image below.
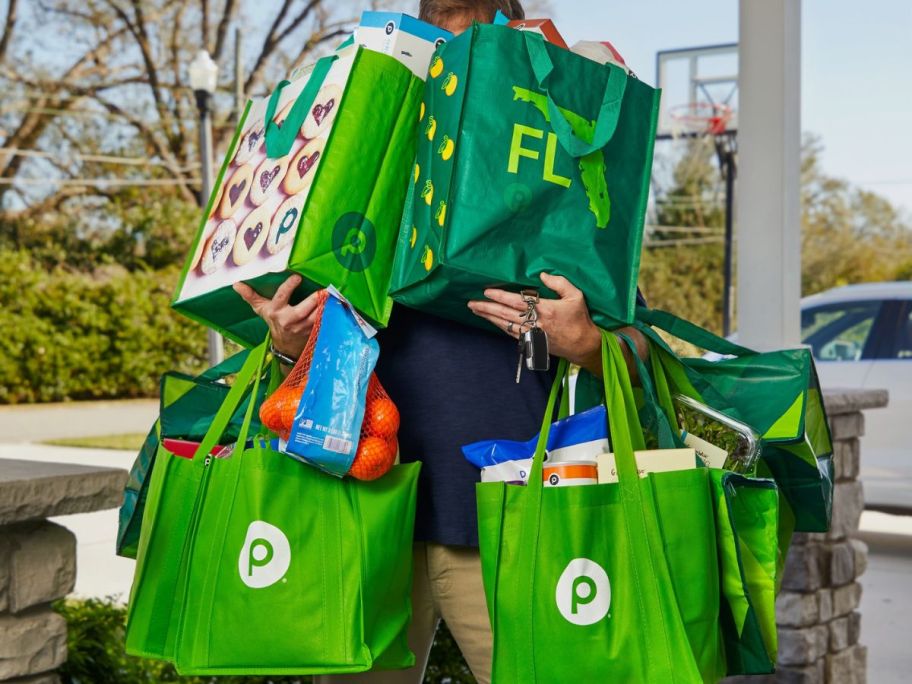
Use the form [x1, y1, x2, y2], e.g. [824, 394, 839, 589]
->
[290, 289, 323, 318]
[470, 309, 520, 339]
[540, 272, 578, 299]
[233, 282, 270, 312]
[482, 288, 527, 311]
[469, 300, 525, 323]
[272, 274, 303, 308]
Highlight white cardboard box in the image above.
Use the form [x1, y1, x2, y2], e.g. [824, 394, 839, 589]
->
[354, 12, 452, 80]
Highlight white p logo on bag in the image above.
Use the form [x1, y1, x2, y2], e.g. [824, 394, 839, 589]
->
[555, 558, 611, 625]
[239, 521, 291, 589]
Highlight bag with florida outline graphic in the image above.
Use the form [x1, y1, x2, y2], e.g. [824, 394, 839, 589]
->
[173, 41, 423, 346]
[125, 339, 421, 675]
[476, 333, 726, 683]
[390, 24, 659, 328]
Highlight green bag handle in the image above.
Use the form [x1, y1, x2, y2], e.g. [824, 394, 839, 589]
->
[263, 55, 338, 159]
[192, 338, 270, 461]
[616, 332, 682, 450]
[636, 306, 756, 358]
[522, 32, 627, 158]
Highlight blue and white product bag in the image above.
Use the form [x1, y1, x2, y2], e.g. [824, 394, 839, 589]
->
[354, 11, 453, 79]
[462, 406, 611, 483]
[286, 287, 379, 477]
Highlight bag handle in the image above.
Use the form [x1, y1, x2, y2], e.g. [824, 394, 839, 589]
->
[636, 306, 755, 358]
[264, 55, 337, 159]
[192, 338, 270, 461]
[615, 331, 682, 450]
[522, 32, 627, 158]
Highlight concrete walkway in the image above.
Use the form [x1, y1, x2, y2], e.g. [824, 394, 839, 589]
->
[0, 399, 157, 442]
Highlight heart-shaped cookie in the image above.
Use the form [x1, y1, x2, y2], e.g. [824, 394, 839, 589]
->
[249, 155, 291, 206]
[218, 164, 254, 219]
[232, 204, 271, 265]
[302, 84, 342, 139]
[233, 123, 266, 166]
[283, 137, 326, 195]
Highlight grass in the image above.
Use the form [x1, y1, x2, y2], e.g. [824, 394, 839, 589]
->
[43, 433, 146, 451]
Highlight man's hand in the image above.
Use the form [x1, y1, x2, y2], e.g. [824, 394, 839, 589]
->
[233, 274, 321, 359]
[467, 273, 648, 378]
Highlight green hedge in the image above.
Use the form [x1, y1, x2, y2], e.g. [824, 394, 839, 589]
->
[55, 598, 476, 683]
[0, 249, 207, 404]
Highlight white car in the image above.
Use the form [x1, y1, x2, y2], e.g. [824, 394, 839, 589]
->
[799, 282, 912, 512]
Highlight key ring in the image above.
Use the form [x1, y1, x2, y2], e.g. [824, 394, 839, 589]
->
[520, 289, 540, 327]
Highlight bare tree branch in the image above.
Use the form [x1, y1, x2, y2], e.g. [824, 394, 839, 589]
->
[0, 0, 18, 63]
[212, 0, 237, 61]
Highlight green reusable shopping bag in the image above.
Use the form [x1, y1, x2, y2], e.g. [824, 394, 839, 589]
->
[173, 45, 423, 345]
[634, 339, 780, 675]
[390, 25, 660, 328]
[117, 350, 260, 558]
[630, 307, 834, 535]
[477, 334, 726, 683]
[127, 339, 422, 674]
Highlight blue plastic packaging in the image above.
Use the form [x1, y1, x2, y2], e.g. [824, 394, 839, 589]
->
[286, 293, 379, 477]
[461, 405, 609, 469]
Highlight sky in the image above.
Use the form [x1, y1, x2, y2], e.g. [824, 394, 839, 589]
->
[546, 0, 912, 214]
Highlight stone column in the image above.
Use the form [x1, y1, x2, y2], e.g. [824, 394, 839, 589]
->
[725, 388, 887, 684]
[0, 460, 126, 684]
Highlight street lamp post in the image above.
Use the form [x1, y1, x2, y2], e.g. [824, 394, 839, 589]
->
[189, 49, 224, 367]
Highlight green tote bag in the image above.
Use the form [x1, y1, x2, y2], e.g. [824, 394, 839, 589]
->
[632, 307, 834, 535]
[390, 25, 660, 328]
[477, 334, 726, 683]
[636, 340, 781, 675]
[126, 340, 421, 675]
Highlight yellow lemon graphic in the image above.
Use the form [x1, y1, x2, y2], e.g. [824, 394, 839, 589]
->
[410, 227, 417, 248]
[421, 179, 434, 206]
[414, 162, 420, 184]
[438, 135, 455, 161]
[429, 55, 444, 79]
[421, 245, 434, 271]
[442, 73, 458, 96]
[435, 200, 447, 227]
[419, 101, 426, 121]
[426, 116, 437, 141]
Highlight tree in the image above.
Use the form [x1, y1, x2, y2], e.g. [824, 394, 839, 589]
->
[0, 0, 363, 219]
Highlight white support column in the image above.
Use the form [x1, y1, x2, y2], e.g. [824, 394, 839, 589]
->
[737, 0, 802, 350]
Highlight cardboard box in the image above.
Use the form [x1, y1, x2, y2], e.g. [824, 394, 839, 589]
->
[355, 12, 452, 79]
[507, 18, 568, 49]
[597, 449, 698, 484]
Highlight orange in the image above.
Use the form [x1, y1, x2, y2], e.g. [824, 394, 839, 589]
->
[259, 382, 305, 439]
[364, 396, 400, 440]
[348, 436, 396, 481]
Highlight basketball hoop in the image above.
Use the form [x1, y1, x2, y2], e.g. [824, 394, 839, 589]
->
[668, 102, 733, 137]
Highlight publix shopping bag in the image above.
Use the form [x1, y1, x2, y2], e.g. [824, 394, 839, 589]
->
[126, 340, 421, 675]
[116, 349, 262, 559]
[633, 307, 835, 535]
[476, 335, 726, 683]
[390, 25, 660, 328]
[173, 44, 423, 345]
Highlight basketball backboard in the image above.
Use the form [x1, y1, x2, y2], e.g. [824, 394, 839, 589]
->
[656, 43, 738, 139]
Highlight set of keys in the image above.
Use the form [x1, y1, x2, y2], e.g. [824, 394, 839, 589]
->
[515, 289, 550, 383]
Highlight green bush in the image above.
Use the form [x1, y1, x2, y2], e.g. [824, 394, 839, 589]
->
[55, 598, 475, 683]
[0, 249, 207, 403]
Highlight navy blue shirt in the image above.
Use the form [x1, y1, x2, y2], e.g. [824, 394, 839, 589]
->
[375, 306, 555, 547]
[375, 292, 646, 548]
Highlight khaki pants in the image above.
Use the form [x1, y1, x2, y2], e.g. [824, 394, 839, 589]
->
[315, 542, 492, 684]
